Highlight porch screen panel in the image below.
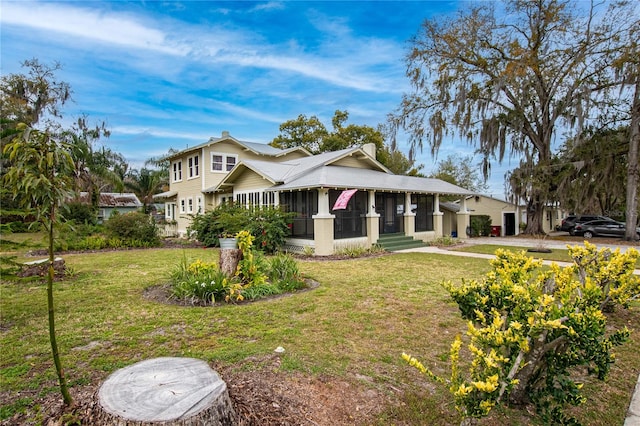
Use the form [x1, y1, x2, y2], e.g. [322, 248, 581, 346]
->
[330, 190, 367, 239]
[279, 191, 317, 239]
[412, 194, 434, 232]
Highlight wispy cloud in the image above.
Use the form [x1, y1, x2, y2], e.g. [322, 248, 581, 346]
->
[250, 2, 285, 13]
[112, 125, 208, 141]
[1, 2, 186, 56]
[1, 1, 404, 93]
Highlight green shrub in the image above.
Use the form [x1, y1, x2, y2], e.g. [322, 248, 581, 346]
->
[4, 221, 40, 233]
[428, 235, 458, 246]
[269, 253, 306, 292]
[188, 203, 249, 246]
[245, 207, 294, 254]
[188, 203, 293, 253]
[105, 211, 160, 246]
[63, 202, 97, 225]
[470, 215, 491, 237]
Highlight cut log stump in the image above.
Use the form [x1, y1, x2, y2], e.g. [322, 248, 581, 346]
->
[219, 248, 242, 277]
[97, 357, 236, 425]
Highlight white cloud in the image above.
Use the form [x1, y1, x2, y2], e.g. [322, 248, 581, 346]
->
[1, 2, 186, 56]
[250, 2, 285, 13]
[1, 1, 405, 94]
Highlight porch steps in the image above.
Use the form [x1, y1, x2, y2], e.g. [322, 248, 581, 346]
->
[377, 233, 427, 252]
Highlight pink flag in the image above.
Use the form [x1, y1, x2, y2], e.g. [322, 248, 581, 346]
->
[332, 189, 357, 210]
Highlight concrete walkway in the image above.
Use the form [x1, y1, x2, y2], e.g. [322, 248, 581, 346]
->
[397, 236, 640, 424]
[398, 236, 640, 275]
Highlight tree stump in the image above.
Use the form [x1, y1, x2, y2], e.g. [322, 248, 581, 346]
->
[219, 248, 242, 277]
[18, 257, 65, 278]
[96, 357, 236, 425]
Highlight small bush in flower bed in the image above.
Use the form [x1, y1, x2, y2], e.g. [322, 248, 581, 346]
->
[170, 257, 232, 304]
[169, 238, 307, 305]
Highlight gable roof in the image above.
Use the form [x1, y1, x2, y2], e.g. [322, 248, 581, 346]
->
[78, 192, 142, 208]
[167, 132, 311, 160]
[271, 166, 475, 195]
[207, 145, 475, 196]
[207, 146, 391, 193]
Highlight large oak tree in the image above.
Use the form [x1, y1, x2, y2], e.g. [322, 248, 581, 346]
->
[389, 0, 637, 234]
[270, 110, 423, 175]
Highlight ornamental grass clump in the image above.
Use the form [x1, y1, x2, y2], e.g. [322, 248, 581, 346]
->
[170, 256, 235, 305]
[169, 233, 308, 304]
[403, 242, 639, 426]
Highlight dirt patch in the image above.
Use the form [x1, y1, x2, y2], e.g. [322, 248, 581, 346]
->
[1, 355, 393, 426]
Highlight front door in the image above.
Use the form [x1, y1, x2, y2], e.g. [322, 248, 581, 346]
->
[504, 212, 516, 236]
[376, 193, 404, 234]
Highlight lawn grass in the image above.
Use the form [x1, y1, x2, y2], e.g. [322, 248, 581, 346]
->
[451, 243, 640, 268]
[1, 239, 639, 425]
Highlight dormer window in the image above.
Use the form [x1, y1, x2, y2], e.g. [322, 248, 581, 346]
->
[211, 153, 238, 173]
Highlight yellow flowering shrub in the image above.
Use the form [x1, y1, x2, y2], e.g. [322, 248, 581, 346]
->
[404, 244, 636, 424]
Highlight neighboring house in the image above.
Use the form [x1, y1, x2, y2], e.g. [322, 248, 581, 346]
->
[154, 131, 476, 255]
[447, 195, 567, 236]
[463, 195, 520, 237]
[77, 192, 142, 222]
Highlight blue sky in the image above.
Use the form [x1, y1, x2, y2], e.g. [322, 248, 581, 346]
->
[1, 0, 515, 197]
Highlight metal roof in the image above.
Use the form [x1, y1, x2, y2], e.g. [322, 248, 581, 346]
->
[269, 165, 476, 195]
[203, 144, 475, 196]
[205, 146, 392, 193]
[166, 132, 310, 160]
[153, 190, 178, 199]
[78, 192, 142, 207]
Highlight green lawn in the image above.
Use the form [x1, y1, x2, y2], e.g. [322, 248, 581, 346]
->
[452, 243, 640, 268]
[1, 236, 639, 425]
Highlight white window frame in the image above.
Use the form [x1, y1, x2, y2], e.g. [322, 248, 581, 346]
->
[180, 198, 186, 214]
[187, 155, 199, 179]
[235, 190, 277, 208]
[172, 161, 182, 182]
[211, 152, 238, 173]
[196, 196, 203, 213]
[187, 197, 194, 213]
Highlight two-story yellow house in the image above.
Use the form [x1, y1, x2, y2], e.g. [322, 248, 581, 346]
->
[155, 131, 476, 255]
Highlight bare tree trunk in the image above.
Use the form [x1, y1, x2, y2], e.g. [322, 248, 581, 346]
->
[47, 206, 72, 406]
[524, 197, 546, 235]
[625, 76, 639, 241]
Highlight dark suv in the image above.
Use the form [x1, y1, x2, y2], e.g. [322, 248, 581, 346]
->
[560, 215, 616, 235]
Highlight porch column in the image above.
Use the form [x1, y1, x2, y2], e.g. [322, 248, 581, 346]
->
[312, 188, 335, 256]
[366, 190, 380, 246]
[456, 197, 471, 239]
[404, 192, 416, 237]
[433, 194, 444, 238]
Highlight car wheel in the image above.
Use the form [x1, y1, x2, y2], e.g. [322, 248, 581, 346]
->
[569, 228, 575, 236]
[583, 231, 593, 238]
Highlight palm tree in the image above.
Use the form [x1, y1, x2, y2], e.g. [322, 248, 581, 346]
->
[125, 168, 166, 213]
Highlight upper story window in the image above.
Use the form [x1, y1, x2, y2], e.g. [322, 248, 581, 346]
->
[172, 161, 182, 182]
[188, 155, 199, 179]
[211, 153, 238, 173]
